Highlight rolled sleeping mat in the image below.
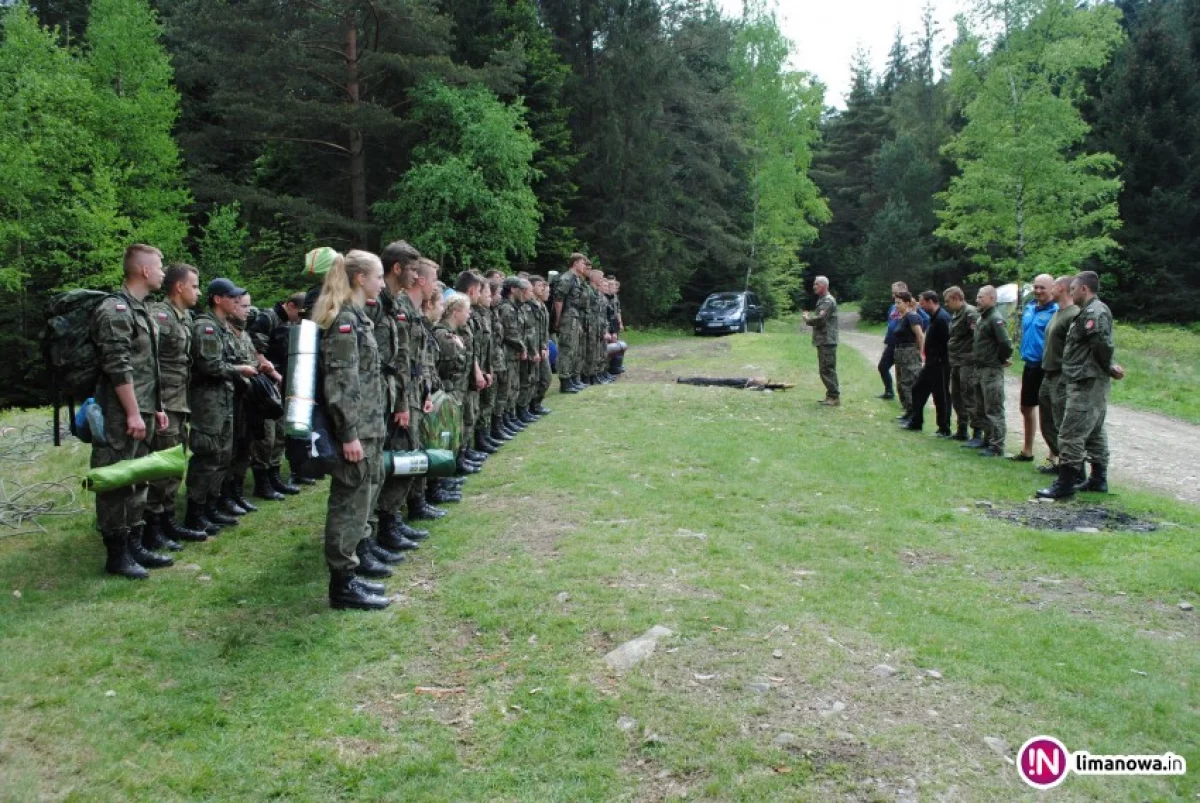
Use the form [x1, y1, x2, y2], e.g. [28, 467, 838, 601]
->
[383, 449, 458, 479]
[606, 340, 628, 356]
[284, 319, 321, 437]
[84, 445, 186, 493]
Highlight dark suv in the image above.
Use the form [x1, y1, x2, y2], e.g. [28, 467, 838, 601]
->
[693, 291, 764, 335]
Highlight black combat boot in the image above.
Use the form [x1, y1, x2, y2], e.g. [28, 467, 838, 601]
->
[533, 401, 551, 416]
[501, 416, 522, 437]
[355, 540, 394, 578]
[1075, 463, 1108, 493]
[1037, 464, 1081, 500]
[952, 423, 969, 441]
[507, 412, 527, 431]
[518, 408, 536, 424]
[598, 372, 614, 383]
[184, 499, 217, 537]
[571, 376, 587, 391]
[142, 511, 182, 552]
[369, 537, 407, 565]
[491, 416, 514, 441]
[162, 508, 208, 542]
[230, 478, 258, 513]
[128, 524, 174, 569]
[290, 468, 317, 486]
[410, 499, 447, 520]
[253, 467, 285, 501]
[397, 516, 430, 540]
[217, 481, 249, 516]
[474, 431, 497, 455]
[353, 576, 389, 596]
[560, 377, 579, 394]
[205, 497, 238, 527]
[268, 467, 301, 496]
[961, 429, 984, 449]
[377, 512, 420, 551]
[329, 570, 390, 611]
[464, 446, 488, 462]
[429, 480, 463, 503]
[102, 529, 149, 580]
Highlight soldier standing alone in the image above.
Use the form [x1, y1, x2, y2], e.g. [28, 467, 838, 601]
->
[802, 276, 840, 406]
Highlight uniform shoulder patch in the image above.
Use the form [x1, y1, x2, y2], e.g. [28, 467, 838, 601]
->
[339, 324, 353, 333]
[115, 303, 127, 312]
[1086, 319, 1095, 330]
[204, 326, 215, 334]
[157, 312, 168, 321]
[396, 313, 406, 322]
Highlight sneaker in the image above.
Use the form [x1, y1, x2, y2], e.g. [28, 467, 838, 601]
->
[818, 397, 840, 407]
[1037, 458, 1059, 475]
[877, 392, 895, 400]
[1008, 453, 1034, 463]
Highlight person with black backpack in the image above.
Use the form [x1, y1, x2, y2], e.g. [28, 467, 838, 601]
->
[89, 245, 172, 580]
[248, 292, 308, 498]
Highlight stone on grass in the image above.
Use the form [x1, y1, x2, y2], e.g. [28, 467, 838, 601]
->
[871, 664, 897, 678]
[974, 501, 994, 509]
[983, 736, 1008, 756]
[617, 716, 637, 732]
[556, 592, 570, 604]
[925, 669, 942, 680]
[604, 625, 673, 672]
[1179, 601, 1194, 612]
[772, 649, 783, 659]
[745, 681, 771, 694]
[772, 732, 797, 748]
[1074, 527, 1100, 534]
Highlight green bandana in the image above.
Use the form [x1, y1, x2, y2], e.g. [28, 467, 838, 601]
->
[305, 247, 340, 277]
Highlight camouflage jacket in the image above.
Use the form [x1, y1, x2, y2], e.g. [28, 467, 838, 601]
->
[972, 305, 1013, 368]
[948, 304, 981, 367]
[321, 304, 385, 443]
[91, 289, 161, 416]
[189, 312, 240, 431]
[433, 323, 470, 395]
[149, 301, 191, 413]
[809, 294, 839, 346]
[1062, 297, 1115, 383]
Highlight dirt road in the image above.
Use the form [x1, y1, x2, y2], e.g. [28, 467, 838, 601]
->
[838, 312, 1200, 506]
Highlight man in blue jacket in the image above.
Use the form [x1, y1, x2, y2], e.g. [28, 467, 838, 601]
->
[1012, 275, 1057, 462]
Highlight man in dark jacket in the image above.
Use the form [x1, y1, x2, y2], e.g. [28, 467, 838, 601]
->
[902, 291, 953, 435]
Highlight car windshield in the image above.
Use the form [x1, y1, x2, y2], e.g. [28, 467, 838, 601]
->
[701, 294, 743, 311]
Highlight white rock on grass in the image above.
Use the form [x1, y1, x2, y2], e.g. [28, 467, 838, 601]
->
[871, 664, 898, 678]
[617, 716, 637, 732]
[983, 736, 1009, 756]
[772, 732, 797, 748]
[604, 625, 673, 672]
[1179, 601, 1194, 612]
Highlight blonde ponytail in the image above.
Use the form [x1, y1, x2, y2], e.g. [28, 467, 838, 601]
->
[312, 249, 381, 329]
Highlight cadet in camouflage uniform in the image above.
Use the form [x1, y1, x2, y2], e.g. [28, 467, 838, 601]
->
[471, 280, 503, 452]
[553, 254, 591, 393]
[1034, 277, 1079, 475]
[605, 276, 627, 376]
[370, 241, 429, 549]
[222, 292, 277, 517]
[487, 272, 518, 440]
[453, 271, 489, 468]
[498, 278, 531, 431]
[248, 292, 306, 498]
[1038, 271, 1124, 499]
[410, 259, 450, 519]
[970, 285, 1013, 457]
[313, 250, 392, 611]
[184, 279, 259, 535]
[145, 263, 208, 551]
[434, 293, 477, 476]
[517, 280, 542, 421]
[530, 276, 553, 415]
[802, 275, 840, 406]
[943, 286, 982, 442]
[91, 245, 170, 579]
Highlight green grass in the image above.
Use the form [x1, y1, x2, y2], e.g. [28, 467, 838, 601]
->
[2, 332, 1199, 801]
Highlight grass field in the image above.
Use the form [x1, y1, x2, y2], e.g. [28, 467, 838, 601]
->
[1, 329, 1198, 801]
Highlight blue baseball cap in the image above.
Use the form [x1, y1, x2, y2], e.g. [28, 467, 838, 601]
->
[207, 277, 247, 299]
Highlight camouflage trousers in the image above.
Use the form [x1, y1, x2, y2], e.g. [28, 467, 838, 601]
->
[406, 408, 428, 510]
[324, 436, 382, 573]
[377, 415, 416, 516]
[591, 336, 608, 375]
[895, 345, 922, 414]
[227, 407, 253, 487]
[464, 389, 479, 445]
[517, 360, 536, 408]
[92, 410, 155, 534]
[816, 345, 839, 399]
[251, 416, 286, 470]
[950, 364, 979, 432]
[186, 414, 233, 504]
[557, 317, 582, 378]
[1059, 377, 1110, 469]
[535, 357, 552, 402]
[146, 411, 187, 515]
[478, 378, 497, 430]
[973, 365, 1006, 451]
[503, 357, 524, 413]
[1037, 370, 1067, 456]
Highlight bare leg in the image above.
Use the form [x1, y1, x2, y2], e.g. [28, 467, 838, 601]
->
[1020, 406, 1037, 457]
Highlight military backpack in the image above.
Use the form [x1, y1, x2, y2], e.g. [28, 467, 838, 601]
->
[42, 289, 114, 443]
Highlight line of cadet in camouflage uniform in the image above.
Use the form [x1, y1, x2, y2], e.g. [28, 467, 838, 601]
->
[87, 243, 624, 610]
[804, 271, 1123, 502]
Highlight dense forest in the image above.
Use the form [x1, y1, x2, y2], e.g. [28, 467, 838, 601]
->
[1, 0, 1198, 408]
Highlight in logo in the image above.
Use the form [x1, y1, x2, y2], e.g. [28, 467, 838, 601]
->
[1018, 736, 1069, 790]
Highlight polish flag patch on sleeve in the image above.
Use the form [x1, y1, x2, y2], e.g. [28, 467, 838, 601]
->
[1086, 319, 1095, 330]
[157, 312, 168, 321]
[339, 324, 353, 333]
[204, 326, 215, 334]
[396, 313, 407, 322]
[115, 304, 127, 312]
